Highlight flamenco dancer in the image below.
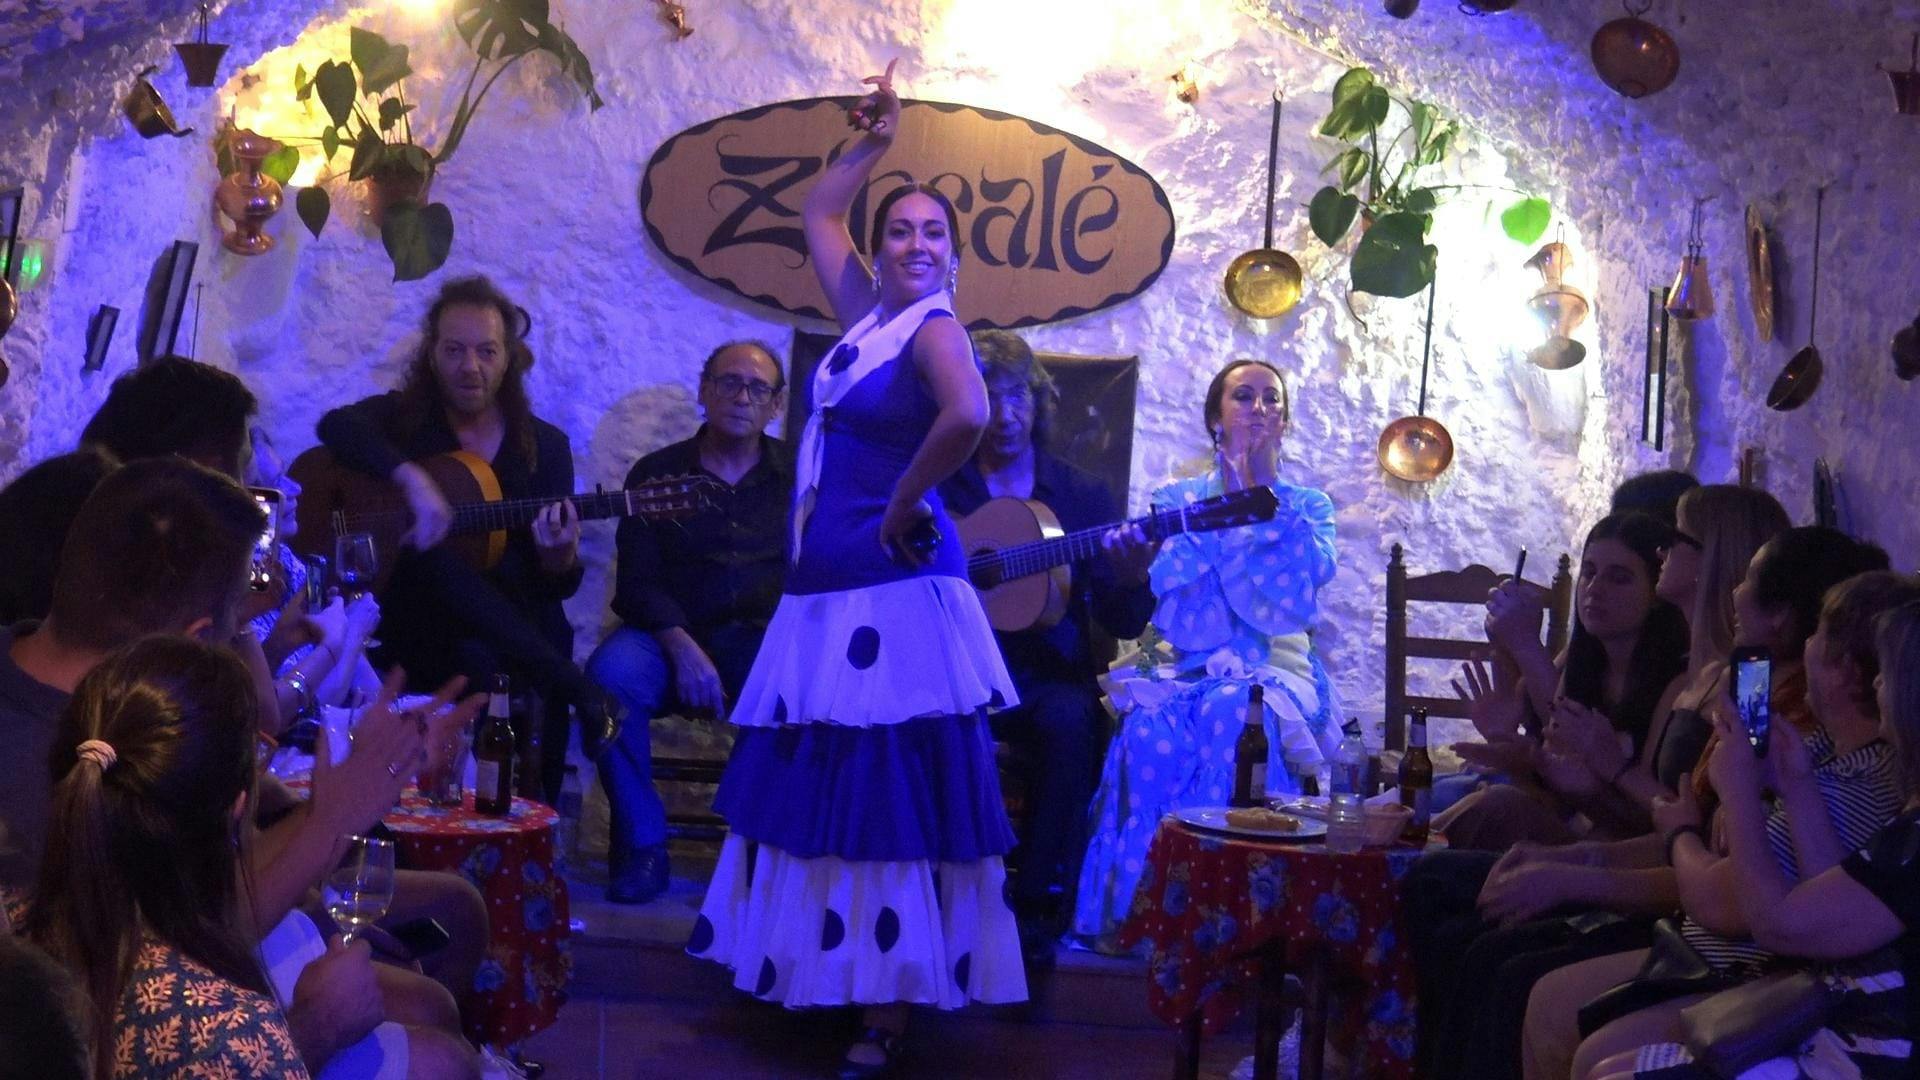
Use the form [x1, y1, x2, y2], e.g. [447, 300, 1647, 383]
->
[687, 62, 1028, 1077]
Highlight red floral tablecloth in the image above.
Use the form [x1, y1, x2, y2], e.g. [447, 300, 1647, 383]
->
[1119, 819, 1428, 1080]
[379, 793, 571, 1048]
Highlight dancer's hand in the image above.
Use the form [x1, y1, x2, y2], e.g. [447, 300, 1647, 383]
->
[849, 59, 901, 136]
[879, 494, 936, 568]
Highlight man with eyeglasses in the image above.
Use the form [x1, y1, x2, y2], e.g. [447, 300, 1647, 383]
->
[939, 330, 1157, 966]
[587, 340, 794, 903]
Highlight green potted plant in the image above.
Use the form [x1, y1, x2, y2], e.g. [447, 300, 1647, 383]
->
[289, 0, 604, 281]
[1307, 67, 1549, 298]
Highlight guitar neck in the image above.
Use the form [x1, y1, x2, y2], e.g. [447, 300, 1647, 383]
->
[974, 506, 1198, 582]
[446, 486, 692, 535]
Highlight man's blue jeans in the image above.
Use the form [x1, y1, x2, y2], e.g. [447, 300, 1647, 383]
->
[585, 624, 764, 864]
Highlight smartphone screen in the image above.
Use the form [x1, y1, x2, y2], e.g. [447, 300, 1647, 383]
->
[1732, 647, 1772, 757]
[249, 488, 281, 593]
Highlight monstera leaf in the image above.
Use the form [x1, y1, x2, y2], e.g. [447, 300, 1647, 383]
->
[1351, 212, 1438, 298]
[382, 202, 455, 282]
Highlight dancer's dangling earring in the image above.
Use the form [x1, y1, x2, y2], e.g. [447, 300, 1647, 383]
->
[946, 259, 959, 298]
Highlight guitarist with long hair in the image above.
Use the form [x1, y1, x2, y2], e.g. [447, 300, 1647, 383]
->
[315, 275, 619, 800]
[938, 329, 1158, 965]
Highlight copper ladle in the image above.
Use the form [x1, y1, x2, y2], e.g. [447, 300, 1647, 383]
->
[1223, 91, 1304, 320]
[1767, 187, 1826, 411]
[1379, 277, 1455, 482]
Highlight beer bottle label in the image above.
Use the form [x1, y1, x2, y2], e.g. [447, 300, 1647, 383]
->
[1249, 762, 1268, 800]
[1408, 785, 1431, 825]
[476, 761, 502, 803]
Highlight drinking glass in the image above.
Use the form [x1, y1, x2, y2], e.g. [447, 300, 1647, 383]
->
[323, 835, 396, 944]
[424, 714, 475, 808]
[335, 532, 378, 600]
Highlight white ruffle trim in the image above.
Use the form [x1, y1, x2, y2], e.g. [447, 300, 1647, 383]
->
[690, 835, 1028, 1009]
[733, 575, 1018, 728]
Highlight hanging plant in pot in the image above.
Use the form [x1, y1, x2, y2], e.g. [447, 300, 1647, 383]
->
[1307, 67, 1549, 299]
[289, 0, 603, 281]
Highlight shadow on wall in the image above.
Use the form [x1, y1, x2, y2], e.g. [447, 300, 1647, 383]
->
[573, 383, 702, 646]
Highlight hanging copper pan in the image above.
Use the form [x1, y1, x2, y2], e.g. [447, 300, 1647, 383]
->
[1379, 277, 1454, 482]
[1767, 187, 1826, 411]
[122, 66, 194, 139]
[0, 277, 16, 340]
[1223, 91, 1304, 320]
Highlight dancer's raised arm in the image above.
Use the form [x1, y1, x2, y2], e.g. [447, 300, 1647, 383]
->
[804, 60, 900, 329]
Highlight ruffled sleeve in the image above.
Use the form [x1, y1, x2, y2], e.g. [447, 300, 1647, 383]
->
[1220, 484, 1336, 637]
[1147, 477, 1336, 657]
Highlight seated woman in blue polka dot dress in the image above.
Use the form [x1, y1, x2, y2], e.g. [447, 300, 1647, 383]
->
[1073, 359, 1343, 949]
[686, 65, 1025, 1078]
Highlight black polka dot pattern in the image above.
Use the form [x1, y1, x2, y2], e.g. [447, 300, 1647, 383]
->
[688, 914, 715, 955]
[756, 957, 777, 996]
[772, 695, 788, 724]
[847, 626, 881, 670]
[954, 952, 971, 993]
[874, 906, 901, 953]
[821, 910, 846, 951]
[988, 688, 1007, 709]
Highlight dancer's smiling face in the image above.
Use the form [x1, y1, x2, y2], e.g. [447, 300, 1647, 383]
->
[875, 192, 955, 308]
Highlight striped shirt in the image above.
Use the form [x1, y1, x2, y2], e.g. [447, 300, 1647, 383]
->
[1681, 729, 1902, 974]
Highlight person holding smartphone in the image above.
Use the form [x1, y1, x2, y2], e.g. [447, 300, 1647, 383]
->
[1517, 535, 1906, 1080]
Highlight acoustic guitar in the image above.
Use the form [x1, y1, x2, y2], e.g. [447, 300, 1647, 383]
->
[956, 486, 1281, 633]
[287, 447, 714, 591]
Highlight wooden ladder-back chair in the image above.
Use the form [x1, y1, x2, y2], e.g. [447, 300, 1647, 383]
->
[1383, 543, 1573, 751]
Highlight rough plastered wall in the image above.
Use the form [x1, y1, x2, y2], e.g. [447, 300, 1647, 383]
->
[3, 0, 1917, 735]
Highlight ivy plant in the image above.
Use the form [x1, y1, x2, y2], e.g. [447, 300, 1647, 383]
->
[289, 0, 603, 281]
[1308, 67, 1550, 299]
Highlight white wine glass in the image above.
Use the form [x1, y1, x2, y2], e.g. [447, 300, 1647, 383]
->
[335, 532, 379, 601]
[323, 835, 396, 944]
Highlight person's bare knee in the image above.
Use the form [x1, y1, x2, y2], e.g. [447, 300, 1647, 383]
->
[388, 869, 488, 992]
[376, 962, 462, 1033]
[403, 1025, 479, 1080]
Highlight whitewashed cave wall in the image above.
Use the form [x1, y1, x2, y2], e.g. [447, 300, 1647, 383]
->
[3, 0, 1917, 735]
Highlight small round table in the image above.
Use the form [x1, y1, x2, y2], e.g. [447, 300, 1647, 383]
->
[1120, 817, 1432, 1080]
[380, 792, 572, 1049]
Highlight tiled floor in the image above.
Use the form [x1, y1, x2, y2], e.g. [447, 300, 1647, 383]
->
[521, 988, 1252, 1080]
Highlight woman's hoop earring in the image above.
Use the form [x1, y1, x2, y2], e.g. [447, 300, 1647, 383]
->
[946, 261, 959, 297]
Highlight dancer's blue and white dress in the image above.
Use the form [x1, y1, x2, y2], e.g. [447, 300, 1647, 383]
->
[689, 292, 1029, 1008]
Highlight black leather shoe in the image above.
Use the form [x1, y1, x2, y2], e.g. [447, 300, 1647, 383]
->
[837, 1027, 906, 1080]
[606, 844, 670, 904]
[575, 685, 625, 761]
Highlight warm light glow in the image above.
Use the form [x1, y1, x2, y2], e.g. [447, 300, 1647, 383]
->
[925, 0, 1241, 118]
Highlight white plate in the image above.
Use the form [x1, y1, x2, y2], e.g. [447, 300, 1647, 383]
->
[1172, 805, 1329, 841]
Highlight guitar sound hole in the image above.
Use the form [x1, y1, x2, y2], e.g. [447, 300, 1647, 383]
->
[968, 547, 1003, 590]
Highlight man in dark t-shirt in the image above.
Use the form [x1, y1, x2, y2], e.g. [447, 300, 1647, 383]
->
[314, 276, 615, 801]
[587, 341, 792, 903]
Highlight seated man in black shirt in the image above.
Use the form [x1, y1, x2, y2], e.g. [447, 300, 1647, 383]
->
[588, 341, 793, 903]
[939, 330, 1157, 960]
[315, 275, 617, 800]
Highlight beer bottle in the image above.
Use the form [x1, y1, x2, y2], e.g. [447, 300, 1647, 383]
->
[1399, 707, 1434, 844]
[474, 675, 516, 816]
[1232, 685, 1269, 808]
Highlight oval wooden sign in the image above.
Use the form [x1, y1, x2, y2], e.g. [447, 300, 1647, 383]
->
[640, 97, 1177, 330]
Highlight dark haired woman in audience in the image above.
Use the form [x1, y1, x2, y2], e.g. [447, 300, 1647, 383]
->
[1588, 591, 1920, 1080]
[18, 636, 309, 1079]
[1516, 535, 1905, 1079]
[1441, 512, 1691, 850]
[0, 448, 118, 627]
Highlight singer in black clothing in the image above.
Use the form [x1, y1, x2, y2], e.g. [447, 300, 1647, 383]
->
[314, 275, 619, 800]
[938, 330, 1157, 962]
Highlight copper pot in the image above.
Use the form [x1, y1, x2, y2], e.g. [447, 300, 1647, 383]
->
[1892, 315, 1920, 381]
[1223, 92, 1304, 320]
[365, 161, 435, 225]
[1767, 188, 1827, 411]
[1384, 0, 1420, 16]
[1591, 7, 1680, 99]
[0, 276, 16, 339]
[1378, 278, 1454, 483]
[173, 3, 227, 87]
[122, 66, 194, 139]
